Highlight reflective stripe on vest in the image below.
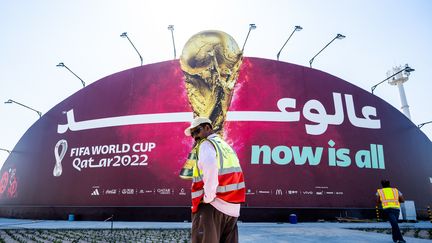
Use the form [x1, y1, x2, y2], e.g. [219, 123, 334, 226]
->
[377, 188, 400, 209]
[191, 181, 246, 199]
[192, 167, 243, 182]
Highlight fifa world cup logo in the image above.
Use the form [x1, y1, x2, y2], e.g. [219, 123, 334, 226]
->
[180, 30, 243, 134]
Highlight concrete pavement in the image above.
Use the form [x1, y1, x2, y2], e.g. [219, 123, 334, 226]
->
[0, 218, 431, 242]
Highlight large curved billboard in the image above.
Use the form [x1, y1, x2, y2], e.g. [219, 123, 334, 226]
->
[1, 56, 431, 218]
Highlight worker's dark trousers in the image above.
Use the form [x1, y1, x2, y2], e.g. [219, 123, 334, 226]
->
[384, 208, 405, 242]
[191, 203, 238, 243]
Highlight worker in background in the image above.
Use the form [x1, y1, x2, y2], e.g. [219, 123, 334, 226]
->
[376, 179, 406, 243]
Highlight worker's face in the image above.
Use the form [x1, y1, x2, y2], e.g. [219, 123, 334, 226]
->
[191, 124, 211, 141]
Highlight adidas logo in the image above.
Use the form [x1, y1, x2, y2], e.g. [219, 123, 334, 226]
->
[91, 188, 100, 196]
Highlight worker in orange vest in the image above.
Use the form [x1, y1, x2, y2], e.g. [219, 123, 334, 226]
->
[184, 117, 246, 243]
[376, 179, 406, 243]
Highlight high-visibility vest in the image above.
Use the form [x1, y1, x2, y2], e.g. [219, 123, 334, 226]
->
[191, 136, 246, 213]
[377, 188, 400, 209]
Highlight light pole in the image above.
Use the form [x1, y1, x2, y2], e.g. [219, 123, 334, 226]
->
[277, 25, 303, 61]
[120, 32, 143, 66]
[168, 25, 176, 59]
[371, 65, 415, 94]
[309, 33, 345, 68]
[418, 121, 432, 129]
[4, 99, 42, 118]
[241, 24, 257, 53]
[0, 148, 10, 154]
[371, 64, 415, 119]
[56, 62, 86, 87]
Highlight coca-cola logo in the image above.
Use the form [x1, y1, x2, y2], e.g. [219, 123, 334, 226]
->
[105, 189, 117, 195]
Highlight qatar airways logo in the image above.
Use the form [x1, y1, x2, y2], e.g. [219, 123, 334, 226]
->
[157, 188, 172, 195]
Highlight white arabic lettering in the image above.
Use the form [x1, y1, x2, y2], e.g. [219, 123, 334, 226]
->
[57, 93, 381, 135]
[344, 94, 380, 129]
[303, 93, 344, 135]
[57, 110, 193, 134]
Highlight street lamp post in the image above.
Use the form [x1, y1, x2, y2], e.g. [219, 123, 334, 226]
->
[371, 65, 415, 94]
[371, 64, 415, 119]
[167, 25, 176, 59]
[0, 148, 10, 154]
[4, 99, 42, 118]
[277, 25, 303, 61]
[309, 33, 346, 68]
[418, 121, 432, 129]
[120, 32, 143, 66]
[56, 62, 86, 87]
[241, 24, 257, 53]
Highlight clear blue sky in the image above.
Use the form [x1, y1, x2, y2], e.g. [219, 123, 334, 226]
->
[1, 0, 431, 168]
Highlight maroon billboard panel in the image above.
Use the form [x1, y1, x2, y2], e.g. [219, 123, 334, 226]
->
[0, 57, 431, 210]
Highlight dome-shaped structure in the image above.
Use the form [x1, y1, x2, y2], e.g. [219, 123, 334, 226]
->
[1, 57, 430, 221]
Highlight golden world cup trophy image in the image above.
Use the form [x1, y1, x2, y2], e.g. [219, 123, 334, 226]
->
[179, 30, 243, 179]
[179, 141, 200, 180]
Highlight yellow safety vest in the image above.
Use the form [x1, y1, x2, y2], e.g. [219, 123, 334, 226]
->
[191, 135, 245, 213]
[192, 136, 242, 179]
[377, 188, 400, 209]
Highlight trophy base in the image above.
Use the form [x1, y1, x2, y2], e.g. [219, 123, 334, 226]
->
[179, 168, 193, 180]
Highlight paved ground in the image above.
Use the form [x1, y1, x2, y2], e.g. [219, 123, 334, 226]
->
[0, 217, 431, 242]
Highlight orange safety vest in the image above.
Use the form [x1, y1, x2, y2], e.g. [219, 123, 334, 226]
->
[377, 188, 400, 209]
[191, 136, 245, 213]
